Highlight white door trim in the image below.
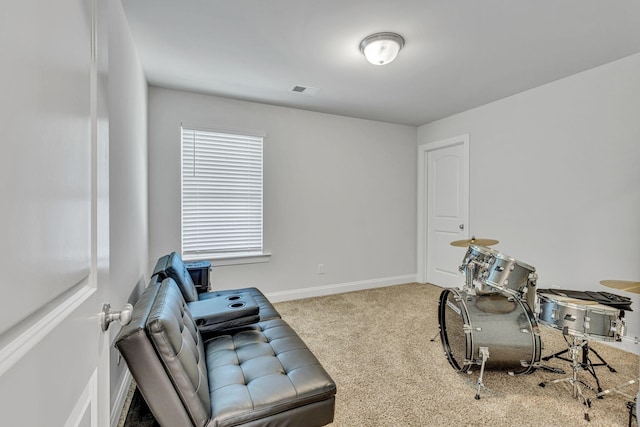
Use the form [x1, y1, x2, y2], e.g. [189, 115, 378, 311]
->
[65, 369, 99, 427]
[417, 134, 470, 283]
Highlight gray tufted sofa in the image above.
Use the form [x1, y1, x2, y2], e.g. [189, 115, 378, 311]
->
[115, 278, 336, 426]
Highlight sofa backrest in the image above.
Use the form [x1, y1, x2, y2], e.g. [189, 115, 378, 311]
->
[152, 252, 199, 302]
[115, 278, 211, 427]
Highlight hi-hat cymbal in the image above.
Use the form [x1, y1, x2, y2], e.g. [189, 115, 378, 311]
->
[450, 237, 499, 247]
[600, 280, 640, 294]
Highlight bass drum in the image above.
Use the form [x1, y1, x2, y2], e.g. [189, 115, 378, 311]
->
[438, 288, 541, 374]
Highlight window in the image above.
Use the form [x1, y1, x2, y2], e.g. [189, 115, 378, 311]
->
[181, 125, 266, 262]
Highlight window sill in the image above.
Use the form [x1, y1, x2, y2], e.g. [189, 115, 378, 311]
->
[184, 252, 271, 267]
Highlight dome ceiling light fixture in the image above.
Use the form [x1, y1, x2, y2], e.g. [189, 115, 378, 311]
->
[359, 32, 405, 65]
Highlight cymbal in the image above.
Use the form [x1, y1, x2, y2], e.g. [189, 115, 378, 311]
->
[450, 237, 499, 247]
[600, 280, 640, 294]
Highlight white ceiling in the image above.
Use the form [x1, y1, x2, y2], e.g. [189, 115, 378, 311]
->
[122, 0, 640, 126]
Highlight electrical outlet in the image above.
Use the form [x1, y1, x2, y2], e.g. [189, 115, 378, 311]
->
[318, 264, 325, 274]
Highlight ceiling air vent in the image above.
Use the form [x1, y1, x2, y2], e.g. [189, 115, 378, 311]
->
[289, 85, 320, 96]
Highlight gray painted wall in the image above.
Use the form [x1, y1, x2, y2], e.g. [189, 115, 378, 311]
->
[148, 88, 418, 300]
[107, 0, 149, 420]
[418, 53, 640, 349]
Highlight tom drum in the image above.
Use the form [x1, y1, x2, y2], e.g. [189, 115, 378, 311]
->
[459, 244, 499, 284]
[480, 252, 536, 298]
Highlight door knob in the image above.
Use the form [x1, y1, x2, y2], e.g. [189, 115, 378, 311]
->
[100, 303, 133, 331]
[459, 224, 464, 230]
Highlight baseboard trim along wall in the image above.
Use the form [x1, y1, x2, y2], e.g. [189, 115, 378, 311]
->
[265, 274, 418, 303]
[604, 336, 640, 356]
[111, 369, 132, 427]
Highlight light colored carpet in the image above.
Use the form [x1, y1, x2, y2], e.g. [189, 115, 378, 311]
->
[274, 283, 639, 427]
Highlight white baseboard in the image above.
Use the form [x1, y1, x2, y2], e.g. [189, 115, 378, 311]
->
[265, 274, 417, 303]
[111, 369, 132, 427]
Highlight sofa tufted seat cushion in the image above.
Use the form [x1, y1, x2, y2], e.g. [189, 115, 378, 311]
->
[206, 319, 336, 427]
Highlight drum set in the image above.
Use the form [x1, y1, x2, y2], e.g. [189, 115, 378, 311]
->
[436, 237, 633, 421]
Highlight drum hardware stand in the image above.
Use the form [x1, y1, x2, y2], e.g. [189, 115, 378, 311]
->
[432, 262, 478, 344]
[474, 346, 489, 400]
[516, 361, 565, 375]
[539, 335, 594, 421]
[595, 376, 639, 427]
[626, 400, 637, 427]
[596, 377, 639, 400]
[459, 261, 476, 293]
[541, 333, 616, 395]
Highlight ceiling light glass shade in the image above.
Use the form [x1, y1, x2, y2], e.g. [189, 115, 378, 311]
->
[359, 32, 405, 65]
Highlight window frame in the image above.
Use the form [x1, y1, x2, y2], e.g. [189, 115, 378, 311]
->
[180, 123, 270, 265]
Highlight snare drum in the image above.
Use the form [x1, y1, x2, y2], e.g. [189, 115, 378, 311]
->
[537, 293, 625, 342]
[459, 244, 498, 283]
[480, 252, 536, 298]
[438, 288, 541, 374]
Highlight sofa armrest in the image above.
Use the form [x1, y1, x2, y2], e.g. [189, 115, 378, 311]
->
[187, 293, 259, 333]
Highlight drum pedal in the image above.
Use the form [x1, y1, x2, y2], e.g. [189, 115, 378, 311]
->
[539, 365, 566, 375]
[525, 361, 565, 375]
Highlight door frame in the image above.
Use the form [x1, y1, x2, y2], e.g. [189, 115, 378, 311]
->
[417, 134, 469, 283]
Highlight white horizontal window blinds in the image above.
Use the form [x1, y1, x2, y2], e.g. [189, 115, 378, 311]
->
[181, 127, 263, 258]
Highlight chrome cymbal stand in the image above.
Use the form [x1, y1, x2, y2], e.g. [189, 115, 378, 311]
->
[541, 333, 615, 395]
[596, 377, 639, 400]
[463, 262, 476, 293]
[462, 263, 490, 400]
[539, 335, 594, 421]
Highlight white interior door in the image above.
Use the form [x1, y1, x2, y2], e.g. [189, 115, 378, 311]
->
[0, 1, 110, 426]
[417, 135, 469, 287]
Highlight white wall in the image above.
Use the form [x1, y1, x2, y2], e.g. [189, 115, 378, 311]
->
[418, 53, 640, 348]
[107, 0, 149, 421]
[149, 88, 417, 299]
[109, 3, 149, 310]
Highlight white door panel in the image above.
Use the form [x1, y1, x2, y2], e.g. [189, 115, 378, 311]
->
[418, 135, 469, 288]
[432, 230, 462, 277]
[429, 148, 466, 283]
[0, 1, 110, 426]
